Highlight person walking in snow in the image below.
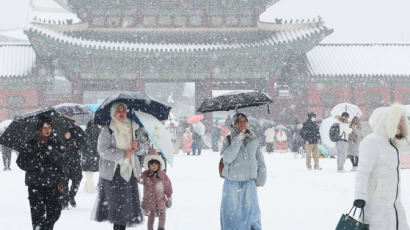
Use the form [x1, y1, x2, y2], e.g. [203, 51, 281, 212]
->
[220, 113, 266, 230]
[16, 117, 66, 230]
[92, 103, 144, 230]
[335, 112, 352, 172]
[354, 104, 410, 230]
[264, 126, 275, 153]
[300, 112, 321, 170]
[140, 153, 173, 230]
[347, 116, 362, 171]
[1, 144, 12, 170]
[82, 120, 101, 193]
[191, 121, 205, 155]
[182, 127, 193, 155]
[62, 121, 87, 208]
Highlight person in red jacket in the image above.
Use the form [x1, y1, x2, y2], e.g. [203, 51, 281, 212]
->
[140, 153, 173, 230]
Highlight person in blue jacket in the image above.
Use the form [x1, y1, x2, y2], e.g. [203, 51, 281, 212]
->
[220, 113, 266, 230]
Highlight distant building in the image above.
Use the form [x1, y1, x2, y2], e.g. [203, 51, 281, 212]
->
[1, 0, 409, 123]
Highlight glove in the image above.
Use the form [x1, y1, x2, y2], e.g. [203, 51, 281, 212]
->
[237, 132, 245, 141]
[353, 199, 366, 208]
[166, 200, 172, 208]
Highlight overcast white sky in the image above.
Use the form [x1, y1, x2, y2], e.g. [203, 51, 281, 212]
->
[1, 0, 410, 43]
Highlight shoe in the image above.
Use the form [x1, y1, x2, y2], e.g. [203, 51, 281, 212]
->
[187, 152, 190, 156]
[307, 167, 312, 170]
[62, 201, 69, 209]
[337, 169, 346, 173]
[314, 167, 322, 170]
[69, 197, 77, 208]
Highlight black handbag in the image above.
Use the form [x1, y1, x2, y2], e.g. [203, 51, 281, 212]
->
[336, 206, 369, 230]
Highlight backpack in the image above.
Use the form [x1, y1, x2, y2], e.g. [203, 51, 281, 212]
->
[218, 135, 231, 178]
[329, 123, 340, 142]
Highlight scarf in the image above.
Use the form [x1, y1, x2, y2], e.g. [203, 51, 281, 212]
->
[109, 102, 139, 182]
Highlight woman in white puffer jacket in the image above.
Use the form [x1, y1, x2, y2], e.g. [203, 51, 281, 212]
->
[354, 104, 409, 230]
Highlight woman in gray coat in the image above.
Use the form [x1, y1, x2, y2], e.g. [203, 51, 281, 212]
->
[348, 116, 362, 171]
[92, 102, 146, 230]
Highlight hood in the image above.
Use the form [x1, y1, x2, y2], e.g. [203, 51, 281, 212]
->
[368, 104, 409, 147]
[143, 154, 166, 171]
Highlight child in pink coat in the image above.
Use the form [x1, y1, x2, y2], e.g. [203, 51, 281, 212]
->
[140, 154, 173, 230]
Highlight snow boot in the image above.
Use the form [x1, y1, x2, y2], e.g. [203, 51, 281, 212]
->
[69, 196, 77, 208]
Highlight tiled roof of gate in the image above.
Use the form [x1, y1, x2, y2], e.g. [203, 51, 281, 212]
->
[26, 23, 331, 53]
[307, 44, 410, 77]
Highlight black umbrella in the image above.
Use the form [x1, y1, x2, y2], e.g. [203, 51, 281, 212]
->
[0, 107, 76, 153]
[197, 91, 273, 113]
[53, 103, 93, 115]
[94, 92, 171, 127]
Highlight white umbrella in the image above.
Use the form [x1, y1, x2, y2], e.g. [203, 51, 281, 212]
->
[319, 117, 337, 148]
[330, 103, 363, 118]
[0, 120, 12, 133]
[192, 121, 205, 136]
[134, 111, 174, 166]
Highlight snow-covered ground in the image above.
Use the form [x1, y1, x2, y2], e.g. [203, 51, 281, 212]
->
[1, 150, 409, 229]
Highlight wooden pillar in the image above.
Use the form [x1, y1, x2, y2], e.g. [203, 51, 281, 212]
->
[72, 72, 83, 104]
[195, 73, 213, 132]
[389, 81, 396, 103]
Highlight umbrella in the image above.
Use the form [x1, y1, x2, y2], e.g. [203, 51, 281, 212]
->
[134, 111, 173, 166]
[318, 144, 329, 157]
[187, 114, 204, 124]
[213, 115, 224, 120]
[262, 119, 275, 128]
[94, 92, 171, 127]
[86, 104, 101, 113]
[247, 116, 259, 126]
[197, 91, 273, 113]
[192, 121, 205, 136]
[0, 120, 12, 132]
[53, 103, 93, 115]
[0, 107, 75, 153]
[330, 103, 363, 118]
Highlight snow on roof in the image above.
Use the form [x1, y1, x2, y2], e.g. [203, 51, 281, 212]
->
[27, 24, 328, 53]
[0, 44, 36, 78]
[260, 0, 410, 43]
[307, 44, 410, 77]
[30, 0, 81, 25]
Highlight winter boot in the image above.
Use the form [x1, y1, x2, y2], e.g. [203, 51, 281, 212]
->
[69, 196, 77, 208]
[62, 200, 69, 210]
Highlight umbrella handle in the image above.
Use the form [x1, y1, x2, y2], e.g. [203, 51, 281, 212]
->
[130, 106, 134, 141]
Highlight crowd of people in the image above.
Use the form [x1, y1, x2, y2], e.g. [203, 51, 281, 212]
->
[1, 103, 409, 230]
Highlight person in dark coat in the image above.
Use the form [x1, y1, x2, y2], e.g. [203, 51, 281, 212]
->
[62, 122, 87, 208]
[300, 112, 321, 170]
[82, 120, 102, 193]
[211, 122, 221, 152]
[16, 118, 66, 230]
[2, 144, 12, 170]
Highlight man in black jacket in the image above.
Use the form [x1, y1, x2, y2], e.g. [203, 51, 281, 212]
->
[300, 112, 322, 170]
[62, 124, 87, 208]
[17, 119, 65, 230]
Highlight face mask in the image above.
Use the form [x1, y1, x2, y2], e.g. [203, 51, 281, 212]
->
[311, 117, 316, 122]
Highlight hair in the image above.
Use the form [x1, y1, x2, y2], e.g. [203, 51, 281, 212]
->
[233, 113, 248, 124]
[341, 112, 350, 118]
[148, 159, 160, 167]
